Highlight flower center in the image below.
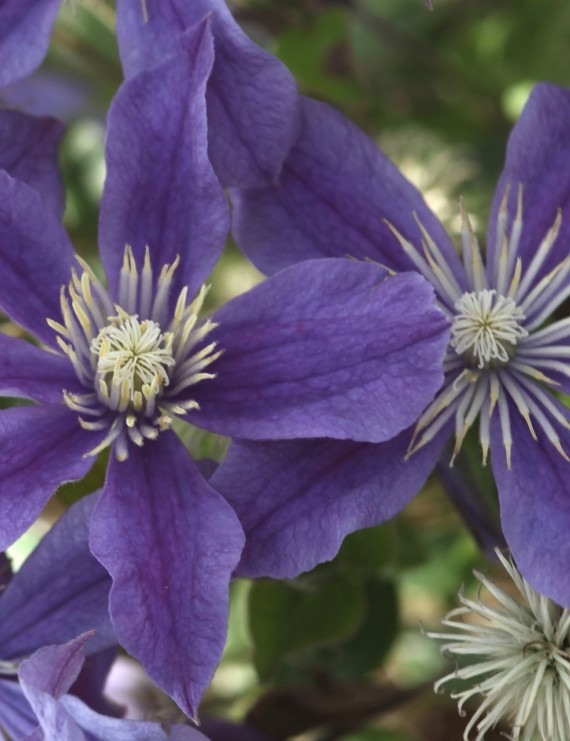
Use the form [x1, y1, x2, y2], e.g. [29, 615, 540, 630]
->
[450, 289, 528, 369]
[48, 246, 222, 461]
[91, 308, 175, 413]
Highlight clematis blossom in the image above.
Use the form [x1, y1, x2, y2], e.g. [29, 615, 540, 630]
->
[0, 18, 449, 720]
[220, 83, 570, 606]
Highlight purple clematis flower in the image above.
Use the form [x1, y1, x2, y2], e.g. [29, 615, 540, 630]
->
[0, 17, 449, 720]
[115, 0, 300, 188]
[223, 83, 570, 607]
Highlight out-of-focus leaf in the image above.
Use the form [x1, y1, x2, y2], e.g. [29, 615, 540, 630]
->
[340, 729, 414, 741]
[276, 8, 362, 105]
[337, 522, 394, 572]
[325, 577, 399, 678]
[249, 573, 365, 680]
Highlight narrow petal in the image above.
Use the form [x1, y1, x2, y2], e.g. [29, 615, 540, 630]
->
[491, 410, 570, 609]
[0, 171, 75, 346]
[19, 635, 92, 741]
[0, 405, 98, 551]
[488, 83, 570, 279]
[231, 96, 463, 282]
[20, 633, 92, 700]
[99, 18, 228, 303]
[0, 493, 113, 660]
[191, 260, 450, 442]
[89, 432, 245, 720]
[212, 427, 449, 578]
[61, 695, 209, 741]
[0, 110, 64, 216]
[0, 333, 82, 403]
[116, 0, 300, 187]
[0, 0, 61, 87]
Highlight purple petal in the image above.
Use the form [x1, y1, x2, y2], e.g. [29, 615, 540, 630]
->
[61, 695, 209, 741]
[89, 432, 244, 720]
[0, 405, 98, 551]
[231, 96, 463, 283]
[0, 69, 90, 122]
[0, 493, 113, 660]
[0, 171, 75, 346]
[0, 680, 37, 740]
[0, 110, 64, 216]
[116, 0, 300, 187]
[0, 0, 61, 86]
[20, 633, 93, 699]
[488, 83, 570, 280]
[0, 333, 81, 403]
[211, 427, 449, 578]
[19, 634, 92, 741]
[191, 259, 450, 442]
[99, 18, 228, 303]
[491, 409, 570, 608]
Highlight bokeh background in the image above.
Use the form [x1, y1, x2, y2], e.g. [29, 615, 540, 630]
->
[5, 1, 569, 738]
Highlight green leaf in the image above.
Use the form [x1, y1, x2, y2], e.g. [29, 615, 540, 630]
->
[337, 521, 395, 572]
[276, 8, 362, 105]
[249, 573, 365, 680]
[341, 729, 414, 741]
[323, 577, 399, 678]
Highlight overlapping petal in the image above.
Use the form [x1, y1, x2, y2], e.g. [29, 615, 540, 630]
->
[116, 0, 300, 187]
[99, 18, 228, 303]
[0, 333, 83, 403]
[0, 109, 64, 216]
[0, 0, 61, 87]
[0, 405, 99, 551]
[19, 634, 205, 741]
[491, 410, 570, 609]
[60, 696, 208, 741]
[212, 428, 449, 578]
[191, 259, 449, 442]
[0, 493, 113, 660]
[19, 633, 92, 741]
[0, 171, 75, 346]
[488, 83, 570, 279]
[231, 96, 462, 281]
[90, 432, 244, 720]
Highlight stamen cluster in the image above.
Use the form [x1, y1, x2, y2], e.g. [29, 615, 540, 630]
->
[389, 185, 570, 467]
[451, 289, 528, 369]
[427, 550, 570, 741]
[48, 246, 221, 461]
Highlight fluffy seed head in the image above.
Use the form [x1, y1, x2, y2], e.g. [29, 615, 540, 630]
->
[427, 550, 570, 740]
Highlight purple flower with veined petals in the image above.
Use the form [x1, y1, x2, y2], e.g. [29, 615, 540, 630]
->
[0, 16, 449, 720]
[222, 82, 570, 609]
